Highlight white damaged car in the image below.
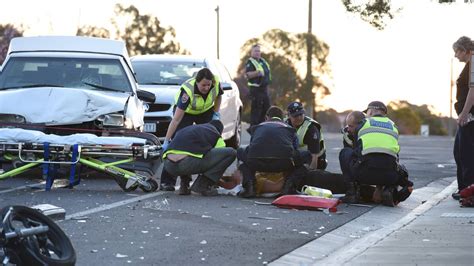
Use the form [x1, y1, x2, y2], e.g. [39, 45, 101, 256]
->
[0, 36, 156, 139]
[0, 36, 162, 192]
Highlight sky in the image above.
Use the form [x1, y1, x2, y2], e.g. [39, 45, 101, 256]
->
[2, 0, 473, 117]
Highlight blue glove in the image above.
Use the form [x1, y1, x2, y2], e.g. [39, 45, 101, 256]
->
[212, 112, 221, 120]
[162, 139, 170, 151]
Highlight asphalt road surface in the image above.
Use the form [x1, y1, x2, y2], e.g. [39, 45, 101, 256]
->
[0, 131, 455, 265]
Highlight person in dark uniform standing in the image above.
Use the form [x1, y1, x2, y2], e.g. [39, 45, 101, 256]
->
[162, 120, 236, 196]
[339, 103, 413, 206]
[237, 106, 307, 198]
[286, 102, 327, 170]
[245, 44, 271, 127]
[452, 36, 474, 200]
[160, 68, 224, 192]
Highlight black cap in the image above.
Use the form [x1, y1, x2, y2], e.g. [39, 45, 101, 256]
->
[364, 101, 387, 114]
[209, 120, 224, 134]
[287, 102, 305, 117]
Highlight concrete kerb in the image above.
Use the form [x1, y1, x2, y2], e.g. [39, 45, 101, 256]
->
[270, 177, 457, 266]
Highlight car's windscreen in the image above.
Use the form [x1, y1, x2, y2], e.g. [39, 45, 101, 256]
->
[132, 60, 205, 85]
[0, 57, 132, 92]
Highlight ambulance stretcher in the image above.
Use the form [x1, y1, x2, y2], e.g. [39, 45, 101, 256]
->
[0, 128, 161, 192]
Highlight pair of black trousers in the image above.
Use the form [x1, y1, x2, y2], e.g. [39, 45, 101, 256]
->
[161, 109, 214, 186]
[249, 86, 270, 127]
[237, 146, 304, 185]
[164, 148, 236, 184]
[339, 148, 399, 186]
[454, 122, 474, 190]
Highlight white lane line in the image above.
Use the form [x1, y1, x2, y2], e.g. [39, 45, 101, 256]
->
[0, 182, 44, 194]
[65, 191, 165, 220]
[317, 180, 458, 265]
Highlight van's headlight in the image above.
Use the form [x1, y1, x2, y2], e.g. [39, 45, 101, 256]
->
[97, 114, 124, 127]
[0, 114, 26, 123]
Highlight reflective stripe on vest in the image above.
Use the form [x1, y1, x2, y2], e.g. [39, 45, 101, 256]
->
[163, 137, 225, 159]
[358, 117, 400, 158]
[176, 76, 220, 115]
[296, 117, 326, 157]
[247, 57, 271, 87]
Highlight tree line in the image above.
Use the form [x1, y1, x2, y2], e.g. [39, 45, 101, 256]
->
[0, 1, 465, 135]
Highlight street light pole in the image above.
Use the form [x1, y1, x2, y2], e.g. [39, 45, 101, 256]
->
[215, 5, 220, 59]
[305, 0, 314, 117]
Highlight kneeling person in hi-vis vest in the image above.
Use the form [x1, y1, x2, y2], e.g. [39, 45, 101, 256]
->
[339, 102, 413, 206]
[162, 120, 236, 196]
[160, 68, 224, 191]
[286, 102, 327, 170]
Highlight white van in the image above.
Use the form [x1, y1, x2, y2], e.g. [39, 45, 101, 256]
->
[131, 55, 242, 148]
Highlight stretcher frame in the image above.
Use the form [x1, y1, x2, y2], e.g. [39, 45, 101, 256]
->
[0, 140, 162, 192]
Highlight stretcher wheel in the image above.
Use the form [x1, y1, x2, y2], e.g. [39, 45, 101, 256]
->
[140, 178, 158, 192]
[0, 205, 76, 266]
[114, 176, 138, 192]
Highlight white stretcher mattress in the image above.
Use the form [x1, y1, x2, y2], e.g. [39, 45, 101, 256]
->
[0, 128, 147, 146]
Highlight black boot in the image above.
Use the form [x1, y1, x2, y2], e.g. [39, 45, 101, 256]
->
[397, 186, 413, 202]
[281, 178, 297, 196]
[238, 180, 256, 198]
[342, 182, 360, 204]
[190, 175, 209, 193]
[178, 176, 191, 195]
[191, 175, 218, 196]
[382, 185, 397, 207]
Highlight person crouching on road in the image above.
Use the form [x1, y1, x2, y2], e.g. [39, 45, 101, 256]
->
[162, 120, 236, 196]
[160, 68, 224, 191]
[286, 101, 327, 170]
[339, 102, 413, 207]
[237, 106, 307, 198]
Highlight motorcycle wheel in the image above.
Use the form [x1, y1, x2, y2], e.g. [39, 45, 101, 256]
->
[0, 205, 76, 266]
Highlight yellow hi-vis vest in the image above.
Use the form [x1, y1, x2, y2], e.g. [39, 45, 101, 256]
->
[175, 76, 220, 115]
[296, 117, 325, 157]
[163, 137, 226, 159]
[358, 117, 400, 158]
[247, 57, 271, 87]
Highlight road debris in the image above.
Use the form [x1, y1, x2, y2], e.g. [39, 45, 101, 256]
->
[248, 216, 280, 220]
[348, 203, 372, 208]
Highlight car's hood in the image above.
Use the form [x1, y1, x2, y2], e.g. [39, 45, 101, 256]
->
[0, 87, 130, 125]
[138, 84, 179, 104]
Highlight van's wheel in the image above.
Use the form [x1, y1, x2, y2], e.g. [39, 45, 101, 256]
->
[225, 113, 241, 149]
[140, 178, 159, 192]
[0, 205, 76, 266]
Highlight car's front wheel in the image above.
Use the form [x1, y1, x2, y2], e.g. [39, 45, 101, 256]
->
[225, 112, 241, 149]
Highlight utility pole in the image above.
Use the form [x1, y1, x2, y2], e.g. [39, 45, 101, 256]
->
[215, 5, 220, 59]
[305, 0, 314, 117]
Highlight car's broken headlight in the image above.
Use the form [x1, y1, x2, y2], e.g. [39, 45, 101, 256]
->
[0, 114, 26, 123]
[96, 114, 124, 127]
